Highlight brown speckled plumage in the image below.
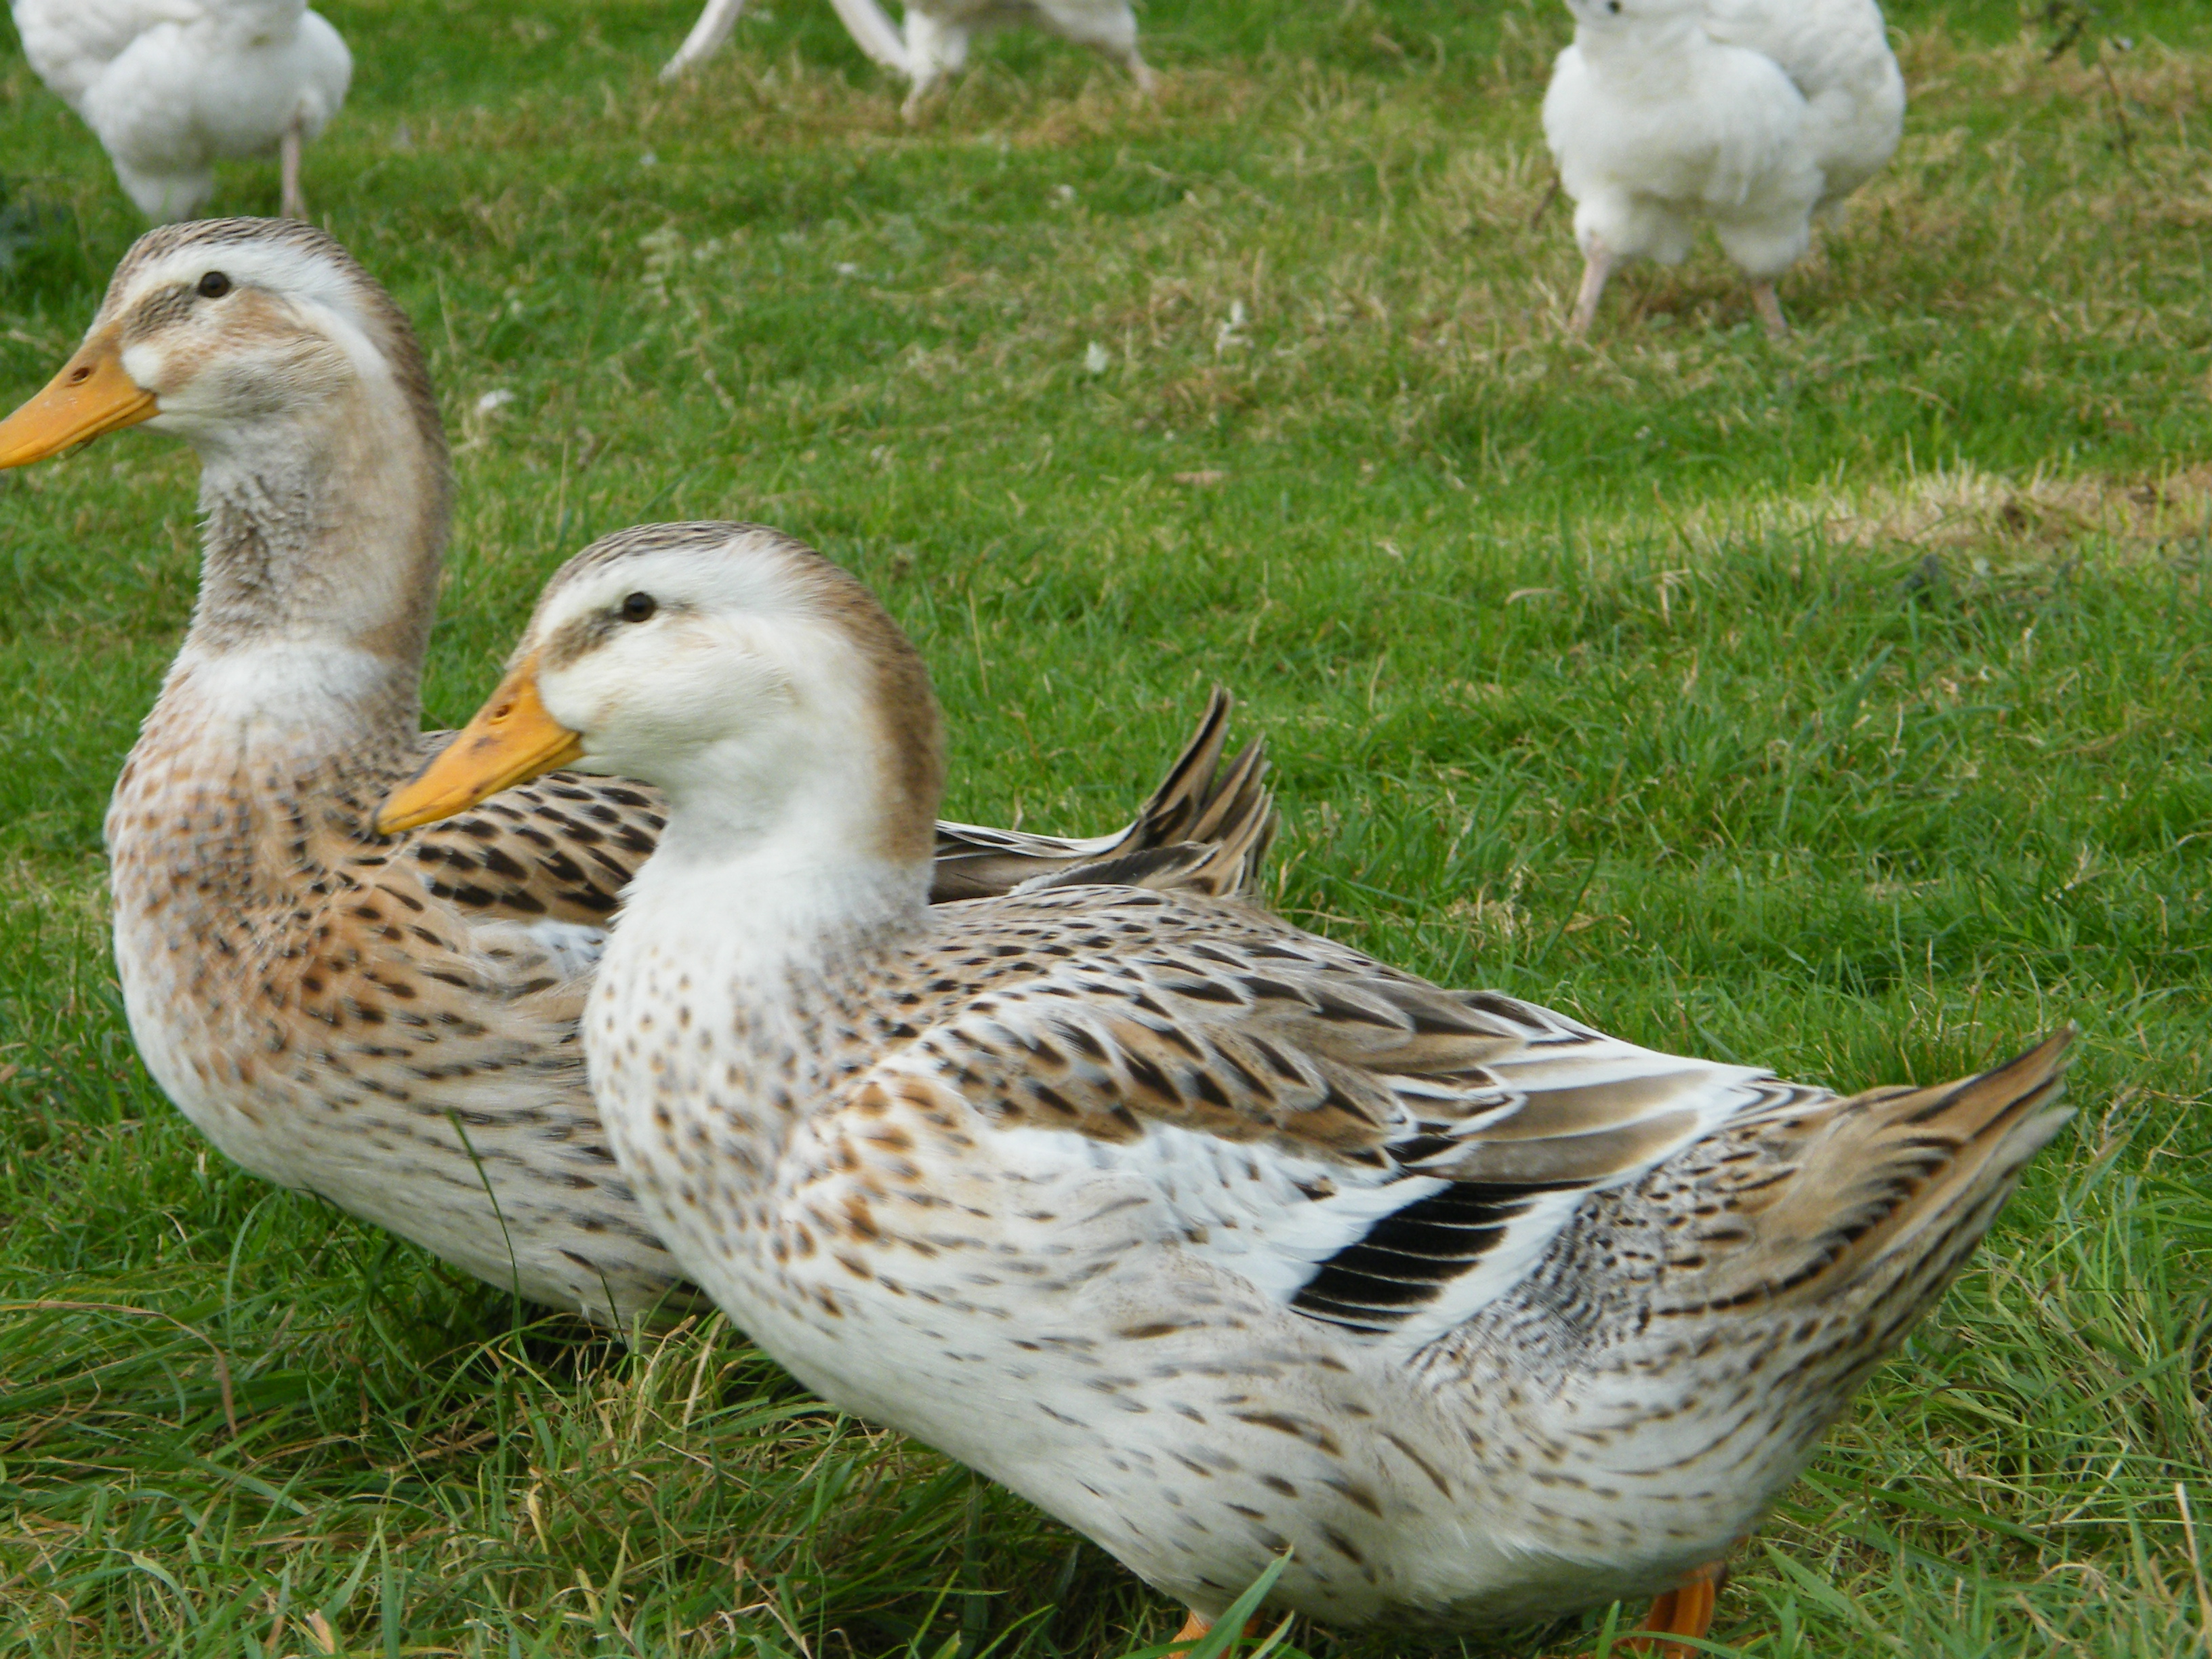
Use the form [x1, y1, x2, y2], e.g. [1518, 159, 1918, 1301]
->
[463, 525, 2074, 1632]
[41, 220, 1275, 1324]
[108, 689, 680, 1314]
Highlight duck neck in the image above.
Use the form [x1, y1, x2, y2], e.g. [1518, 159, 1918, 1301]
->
[625, 807, 933, 1036]
[640, 804, 933, 954]
[160, 350, 449, 766]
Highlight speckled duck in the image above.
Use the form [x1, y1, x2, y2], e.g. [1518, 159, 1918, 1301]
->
[382, 519, 2072, 1649]
[0, 219, 1273, 1326]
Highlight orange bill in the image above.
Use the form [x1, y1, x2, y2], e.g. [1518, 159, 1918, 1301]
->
[376, 654, 583, 834]
[0, 333, 159, 468]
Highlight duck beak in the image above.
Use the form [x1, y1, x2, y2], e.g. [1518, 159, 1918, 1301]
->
[376, 653, 585, 834]
[0, 332, 160, 468]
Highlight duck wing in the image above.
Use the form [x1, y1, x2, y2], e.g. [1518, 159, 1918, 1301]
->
[859, 891, 2067, 1361]
[853, 887, 1799, 1356]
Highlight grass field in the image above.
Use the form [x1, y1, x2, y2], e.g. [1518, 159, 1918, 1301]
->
[3, 0, 2211, 1652]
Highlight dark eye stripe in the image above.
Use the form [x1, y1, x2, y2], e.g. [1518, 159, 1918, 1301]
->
[122, 284, 198, 337]
[540, 613, 617, 672]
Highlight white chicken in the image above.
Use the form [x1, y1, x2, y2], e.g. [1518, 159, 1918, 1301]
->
[662, 0, 1151, 117]
[1540, 0, 1904, 337]
[11, 0, 350, 222]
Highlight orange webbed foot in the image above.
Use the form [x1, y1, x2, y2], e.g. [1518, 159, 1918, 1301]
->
[1174, 1611, 1266, 1649]
[1620, 1558, 1725, 1657]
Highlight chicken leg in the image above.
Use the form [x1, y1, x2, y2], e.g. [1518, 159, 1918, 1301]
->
[1750, 283, 1788, 340]
[280, 112, 306, 220]
[1568, 237, 1616, 336]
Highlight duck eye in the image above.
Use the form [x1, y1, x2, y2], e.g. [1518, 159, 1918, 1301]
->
[619, 592, 657, 623]
[197, 271, 232, 299]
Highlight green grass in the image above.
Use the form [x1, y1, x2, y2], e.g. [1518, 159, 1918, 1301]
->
[4, 0, 2212, 1652]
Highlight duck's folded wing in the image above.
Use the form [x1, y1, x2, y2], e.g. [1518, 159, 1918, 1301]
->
[876, 889, 1811, 1355]
[930, 689, 1274, 901]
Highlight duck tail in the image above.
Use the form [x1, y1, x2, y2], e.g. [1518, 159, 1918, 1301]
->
[1660, 1028, 2074, 1334]
[1120, 688, 1276, 878]
[1812, 1027, 2074, 1298]
[929, 690, 1275, 902]
[1002, 691, 1275, 901]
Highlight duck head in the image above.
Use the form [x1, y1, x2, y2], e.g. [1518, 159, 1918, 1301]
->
[380, 523, 946, 880]
[0, 217, 449, 678]
[0, 216, 439, 470]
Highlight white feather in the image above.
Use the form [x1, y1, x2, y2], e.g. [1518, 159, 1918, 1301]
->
[1539, 0, 1903, 327]
[12, 0, 350, 220]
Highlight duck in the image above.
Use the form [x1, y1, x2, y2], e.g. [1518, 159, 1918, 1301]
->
[10, 0, 351, 221]
[1540, 0, 1904, 337]
[0, 217, 1273, 1327]
[379, 518, 2074, 1650]
[661, 0, 1151, 117]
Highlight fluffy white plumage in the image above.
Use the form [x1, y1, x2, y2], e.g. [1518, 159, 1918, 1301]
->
[1540, 0, 1904, 337]
[11, 0, 350, 221]
[662, 0, 1150, 115]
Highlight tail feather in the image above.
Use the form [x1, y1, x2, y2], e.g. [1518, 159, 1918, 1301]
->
[1013, 753, 1275, 902]
[1811, 1027, 2074, 1294]
[1122, 686, 1237, 845]
[1126, 689, 1275, 863]
[1187, 737, 1277, 888]
[930, 690, 1275, 902]
[1656, 1029, 2074, 1320]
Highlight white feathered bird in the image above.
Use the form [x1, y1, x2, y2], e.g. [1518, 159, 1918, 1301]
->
[10, 0, 350, 222]
[662, 0, 1151, 116]
[1540, 0, 1904, 337]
